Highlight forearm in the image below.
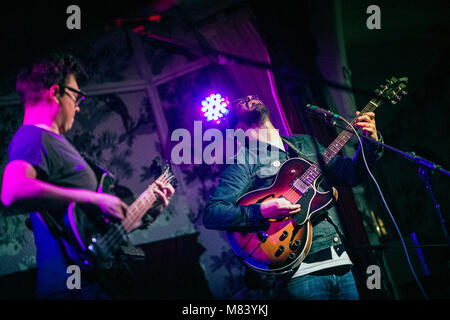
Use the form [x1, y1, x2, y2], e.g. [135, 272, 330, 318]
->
[2, 176, 97, 211]
[203, 201, 263, 231]
[203, 163, 265, 231]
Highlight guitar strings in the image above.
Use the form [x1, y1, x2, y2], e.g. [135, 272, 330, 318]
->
[103, 174, 169, 253]
[280, 105, 373, 206]
[99, 185, 158, 254]
[100, 172, 171, 255]
[101, 176, 165, 254]
[122, 172, 173, 232]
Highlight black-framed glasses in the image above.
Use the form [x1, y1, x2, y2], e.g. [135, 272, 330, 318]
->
[61, 85, 86, 106]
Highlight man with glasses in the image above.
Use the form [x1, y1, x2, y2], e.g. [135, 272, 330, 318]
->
[203, 95, 383, 300]
[1, 54, 173, 299]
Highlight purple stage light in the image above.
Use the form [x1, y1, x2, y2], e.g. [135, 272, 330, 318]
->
[201, 93, 230, 124]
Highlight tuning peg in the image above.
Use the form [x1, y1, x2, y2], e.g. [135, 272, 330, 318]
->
[392, 91, 401, 100]
[379, 84, 387, 92]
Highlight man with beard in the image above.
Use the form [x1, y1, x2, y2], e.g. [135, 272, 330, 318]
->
[203, 95, 383, 300]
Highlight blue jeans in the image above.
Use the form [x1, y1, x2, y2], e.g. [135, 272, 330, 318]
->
[286, 270, 359, 300]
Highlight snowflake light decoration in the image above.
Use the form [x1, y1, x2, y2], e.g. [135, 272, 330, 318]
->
[201, 93, 230, 124]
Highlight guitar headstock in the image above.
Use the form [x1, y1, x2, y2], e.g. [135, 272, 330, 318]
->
[149, 156, 177, 188]
[160, 160, 178, 188]
[374, 76, 408, 105]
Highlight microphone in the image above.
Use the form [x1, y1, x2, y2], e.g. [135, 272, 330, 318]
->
[305, 104, 341, 119]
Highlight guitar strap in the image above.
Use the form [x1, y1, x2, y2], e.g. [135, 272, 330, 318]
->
[280, 136, 310, 160]
[36, 211, 64, 236]
[34, 210, 84, 268]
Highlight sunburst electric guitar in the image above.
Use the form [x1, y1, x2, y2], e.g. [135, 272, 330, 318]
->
[227, 77, 408, 274]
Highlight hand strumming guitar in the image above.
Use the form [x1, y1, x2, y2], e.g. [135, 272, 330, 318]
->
[260, 198, 301, 220]
[90, 192, 129, 221]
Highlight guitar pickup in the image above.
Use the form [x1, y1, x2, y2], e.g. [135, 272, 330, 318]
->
[290, 239, 301, 250]
[275, 245, 285, 257]
[279, 230, 289, 241]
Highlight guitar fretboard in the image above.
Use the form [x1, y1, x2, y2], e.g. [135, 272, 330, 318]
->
[120, 168, 173, 233]
[123, 186, 158, 232]
[292, 99, 380, 193]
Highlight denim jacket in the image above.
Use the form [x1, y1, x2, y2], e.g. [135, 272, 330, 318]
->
[203, 134, 383, 255]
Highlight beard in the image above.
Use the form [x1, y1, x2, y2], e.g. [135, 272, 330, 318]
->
[240, 103, 270, 127]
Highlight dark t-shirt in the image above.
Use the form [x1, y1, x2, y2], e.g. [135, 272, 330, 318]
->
[7, 125, 98, 298]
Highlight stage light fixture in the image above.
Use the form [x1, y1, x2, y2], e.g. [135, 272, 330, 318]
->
[201, 93, 230, 124]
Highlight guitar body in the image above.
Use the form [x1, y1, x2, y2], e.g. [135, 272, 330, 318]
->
[57, 160, 176, 296]
[227, 158, 336, 274]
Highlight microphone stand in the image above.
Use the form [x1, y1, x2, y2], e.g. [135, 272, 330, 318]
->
[310, 110, 450, 247]
[415, 159, 450, 247]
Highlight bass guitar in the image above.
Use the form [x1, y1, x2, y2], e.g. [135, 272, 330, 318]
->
[58, 159, 177, 295]
[227, 77, 408, 274]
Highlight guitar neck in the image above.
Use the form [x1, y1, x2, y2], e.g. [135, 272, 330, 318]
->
[122, 183, 159, 233]
[299, 99, 381, 186]
[323, 100, 379, 164]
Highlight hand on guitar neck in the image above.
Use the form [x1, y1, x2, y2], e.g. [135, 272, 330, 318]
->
[260, 198, 301, 220]
[89, 176, 175, 231]
[153, 180, 175, 208]
[354, 111, 378, 141]
[137, 179, 175, 230]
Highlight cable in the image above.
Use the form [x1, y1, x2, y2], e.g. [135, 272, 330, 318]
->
[337, 115, 430, 300]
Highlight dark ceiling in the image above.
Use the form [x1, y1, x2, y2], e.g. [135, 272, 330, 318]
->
[0, 0, 245, 95]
